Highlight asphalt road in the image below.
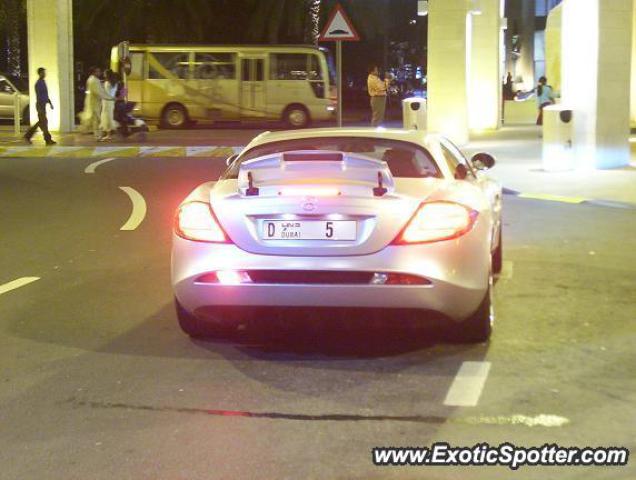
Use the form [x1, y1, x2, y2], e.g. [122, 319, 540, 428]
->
[0, 152, 635, 480]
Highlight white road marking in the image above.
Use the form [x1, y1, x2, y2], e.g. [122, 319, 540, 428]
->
[0, 277, 40, 296]
[119, 186, 147, 231]
[460, 414, 570, 427]
[444, 361, 491, 407]
[500, 260, 514, 280]
[84, 157, 116, 174]
[186, 146, 216, 157]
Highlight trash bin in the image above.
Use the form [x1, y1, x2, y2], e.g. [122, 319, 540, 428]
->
[402, 97, 427, 130]
[542, 105, 574, 171]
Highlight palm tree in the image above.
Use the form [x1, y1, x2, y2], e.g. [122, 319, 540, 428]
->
[305, 0, 321, 44]
[0, 0, 25, 76]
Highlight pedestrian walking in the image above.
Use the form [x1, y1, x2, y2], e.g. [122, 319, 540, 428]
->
[367, 65, 388, 127]
[536, 76, 555, 126]
[99, 69, 118, 141]
[24, 67, 56, 145]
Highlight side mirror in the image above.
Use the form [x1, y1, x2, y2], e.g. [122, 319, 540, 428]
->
[226, 154, 238, 166]
[471, 152, 496, 170]
[454, 163, 468, 180]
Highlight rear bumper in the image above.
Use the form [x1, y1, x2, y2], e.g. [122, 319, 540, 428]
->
[171, 228, 491, 321]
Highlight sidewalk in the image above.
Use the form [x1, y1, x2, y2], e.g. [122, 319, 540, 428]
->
[466, 126, 636, 207]
[2, 123, 635, 206]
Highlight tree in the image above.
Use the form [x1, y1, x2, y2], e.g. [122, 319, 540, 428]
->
[0, 0, 25, 77]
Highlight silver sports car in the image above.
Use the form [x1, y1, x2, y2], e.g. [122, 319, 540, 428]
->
[171, 128, 502, 342]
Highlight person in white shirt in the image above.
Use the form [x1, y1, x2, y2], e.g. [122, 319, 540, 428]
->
[99, 69, 118, 141]
[367, 65, 388, 127]
[79, 67, 113, 139]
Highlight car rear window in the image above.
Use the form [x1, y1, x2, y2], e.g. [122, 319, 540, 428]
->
[225, 137, 441, 179]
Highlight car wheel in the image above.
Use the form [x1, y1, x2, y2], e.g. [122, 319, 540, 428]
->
[175, 298, 233, 339]
[283, 105, 310, 128]
[492, 227, 503, 274]
[161, 104, 188, 129]
[449, 274, 493, 344]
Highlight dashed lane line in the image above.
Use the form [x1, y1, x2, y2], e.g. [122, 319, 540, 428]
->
[443, 361, 492, 407]
[84, 157, 116, 174]
[0, 277, 40, 296]
[119, 186, 147, 231]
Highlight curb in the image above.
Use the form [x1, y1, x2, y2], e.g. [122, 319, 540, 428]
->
[503, 188, 636, 210]
[0, 145, 242, 158]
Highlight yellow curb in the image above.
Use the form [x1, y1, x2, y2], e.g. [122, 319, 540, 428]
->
[91, 147, 141, 157]
[53, 147, 96, 158]
[140, 146, 186, 157]
[186, 147, 217, 157]
[12, 147, 56, 157]
[209, 146, 235, 157]
[518, 193, 587, 204]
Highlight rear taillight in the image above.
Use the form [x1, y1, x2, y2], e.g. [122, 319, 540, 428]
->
[175, 201, 230, 243]
[393, 201, 478, 244]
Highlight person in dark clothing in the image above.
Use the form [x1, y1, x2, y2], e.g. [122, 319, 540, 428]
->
[24, 67, 56, 145]
[503, 72, 514, 100]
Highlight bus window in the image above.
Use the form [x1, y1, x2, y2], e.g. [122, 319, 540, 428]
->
[193, 53, 236, 80]
[128, 52, 144, 80]
[255, 59, 263, 81]
[270, 53, 309, 80]
[148, 52, 190, 80]
[309, 54, 323, 80]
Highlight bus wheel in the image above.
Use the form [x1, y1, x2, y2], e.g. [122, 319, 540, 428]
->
[283, 105, 310, 128]
[161, 103, 188, 129]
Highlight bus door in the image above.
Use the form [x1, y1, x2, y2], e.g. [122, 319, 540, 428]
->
[240, 56, 266, 118]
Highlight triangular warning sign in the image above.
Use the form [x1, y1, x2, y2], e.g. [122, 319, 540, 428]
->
[319, 3, 360, 42]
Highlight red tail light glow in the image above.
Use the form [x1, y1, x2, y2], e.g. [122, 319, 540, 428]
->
[393, 201, 478, 244]
[175, 201, 230, 243]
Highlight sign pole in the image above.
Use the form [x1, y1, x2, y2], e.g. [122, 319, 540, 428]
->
[318, 3, 360, 128]
[336, 40, 342, 128]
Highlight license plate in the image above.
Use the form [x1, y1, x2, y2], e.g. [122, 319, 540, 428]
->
[262, 220, 356, 241]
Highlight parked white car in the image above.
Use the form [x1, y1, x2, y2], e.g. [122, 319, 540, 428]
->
[0, 74, 29, 123]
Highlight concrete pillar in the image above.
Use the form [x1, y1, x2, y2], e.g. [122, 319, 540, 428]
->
[630, 1, 636, 127]
[544, 3, 562, 93]
[427, 0, 469, 145]
[467, 0, 502, 130]
[27, 0, 74, 132]
[561, 0, 632, 169]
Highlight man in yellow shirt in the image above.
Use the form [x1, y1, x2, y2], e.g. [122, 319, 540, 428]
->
[367, 65, 388, 127]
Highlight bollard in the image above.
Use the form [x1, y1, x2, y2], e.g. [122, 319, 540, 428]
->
[13, 92, 21, 137]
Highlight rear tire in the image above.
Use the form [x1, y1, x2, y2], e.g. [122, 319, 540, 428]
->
[161, 103, 188, 129]
[283, 104, 310, 128]
[492, 227, 503, 274]
[449, 275, 493, 343]
[175, 298, 233, 339]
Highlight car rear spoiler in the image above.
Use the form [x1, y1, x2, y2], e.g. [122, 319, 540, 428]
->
[237, 150, 394, 198]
